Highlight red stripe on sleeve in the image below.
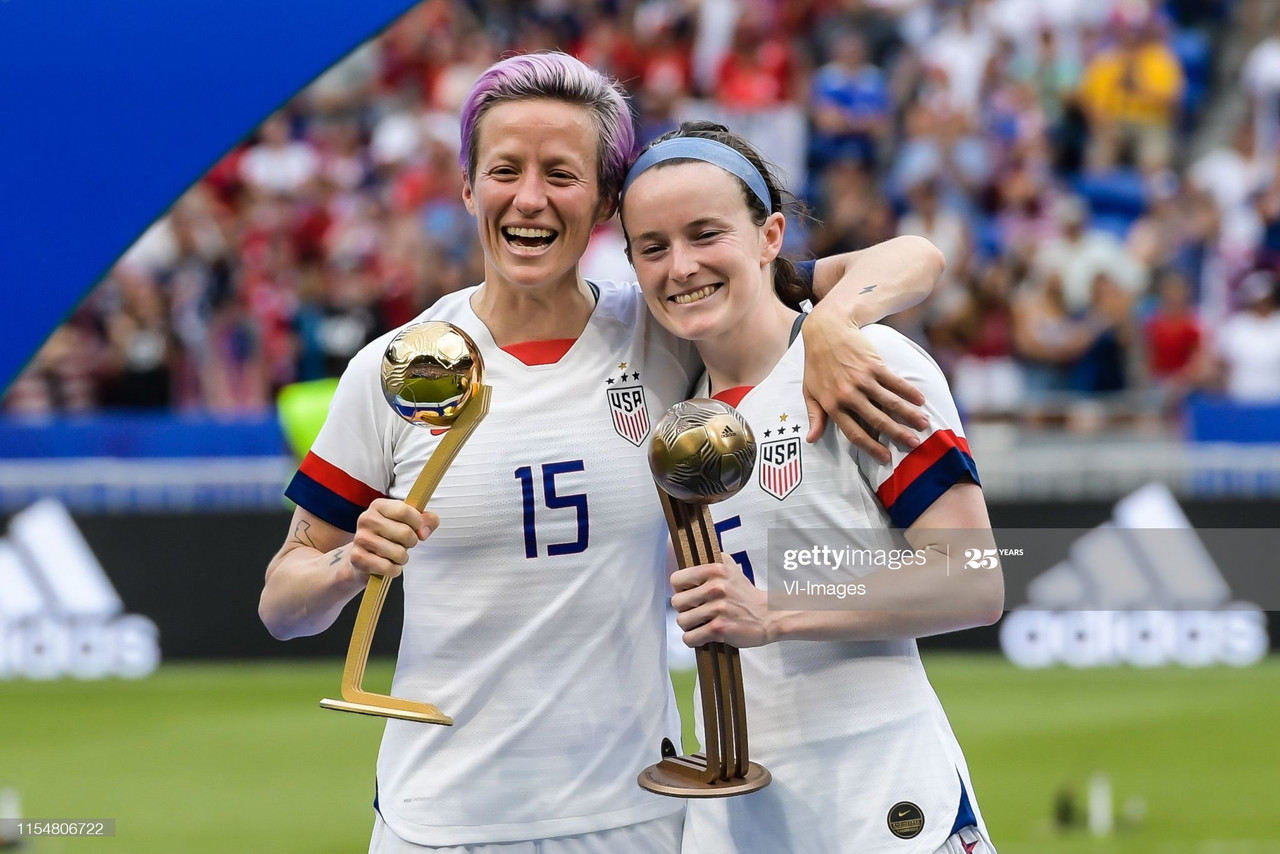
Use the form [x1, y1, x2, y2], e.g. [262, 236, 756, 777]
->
[711, 386, 753, 409]
[875, 430, 971, 509]
[501, 338, 577, 366]
[298, 451, 385, 508]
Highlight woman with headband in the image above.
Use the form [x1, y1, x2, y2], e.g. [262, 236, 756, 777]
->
[262, 52, 946, 853]
[621, 121, 1002, 854]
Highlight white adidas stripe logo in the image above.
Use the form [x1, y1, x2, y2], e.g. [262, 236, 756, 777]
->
[999, 483, 1269, 669]
[0, 499, 160, 680]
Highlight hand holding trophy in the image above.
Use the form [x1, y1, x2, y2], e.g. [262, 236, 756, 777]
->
[639, 399, 771, 797]
[320, 321, 491, 725]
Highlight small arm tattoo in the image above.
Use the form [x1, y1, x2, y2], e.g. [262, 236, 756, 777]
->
[860, 284, 877, 294]
[329, 549, 344, 566]
[291, 519, 318, 549]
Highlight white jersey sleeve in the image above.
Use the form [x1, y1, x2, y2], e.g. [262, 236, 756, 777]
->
[854, 324, 980, 529]
[283, 328, 401, 531]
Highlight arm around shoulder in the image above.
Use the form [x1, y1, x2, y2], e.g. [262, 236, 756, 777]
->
[810, 235, 945, 326]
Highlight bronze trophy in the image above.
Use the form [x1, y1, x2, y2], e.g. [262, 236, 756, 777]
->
[320, 320, 491, 725]
[639, 399, 771, 797]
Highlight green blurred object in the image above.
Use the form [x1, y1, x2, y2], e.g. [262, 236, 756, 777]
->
[277, 378, 338, 460]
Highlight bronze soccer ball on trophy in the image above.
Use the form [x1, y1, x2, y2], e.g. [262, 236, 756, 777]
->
[381, 321, 484, 427]
[649, 399, 757, 504]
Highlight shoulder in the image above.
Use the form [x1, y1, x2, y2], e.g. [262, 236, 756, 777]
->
[860, 324, 945, 374]
[589, 279, 646, 326]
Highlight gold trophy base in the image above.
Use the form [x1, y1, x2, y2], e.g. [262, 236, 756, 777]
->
[320, 697, 453, 725]
[638, 754, 771, 798]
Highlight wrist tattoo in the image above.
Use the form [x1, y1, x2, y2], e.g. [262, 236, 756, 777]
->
[291, 519, 318, 549]
[860, 285, 877, 294]
[329, 549, 344, 567]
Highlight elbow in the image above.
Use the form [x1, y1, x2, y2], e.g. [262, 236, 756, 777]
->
[919, 236, 948, 286]
[259, 592, 301, 642]
[976, 606, 1005, 628]
[895, 234, 946, 288]
[974, 573, 1005, 627]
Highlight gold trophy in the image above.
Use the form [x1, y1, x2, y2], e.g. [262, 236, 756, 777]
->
[639, 399, 771, 797]
[320, 320, 490, 725]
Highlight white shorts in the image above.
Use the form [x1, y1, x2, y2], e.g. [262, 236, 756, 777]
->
[369, 811, 684, 854]
[933, 825, 995, 854]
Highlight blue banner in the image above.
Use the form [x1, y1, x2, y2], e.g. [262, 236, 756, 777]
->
[0, 0, 419, 391]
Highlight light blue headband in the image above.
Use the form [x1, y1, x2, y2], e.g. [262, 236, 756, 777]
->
[621, 137, 772, 212]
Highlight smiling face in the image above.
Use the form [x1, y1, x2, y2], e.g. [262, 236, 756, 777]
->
[462, 98, 613, 294]
[623, 161, 784, 344]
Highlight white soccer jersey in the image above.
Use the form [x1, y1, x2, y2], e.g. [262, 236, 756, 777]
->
[683, 323, 992, 854]
[286, 280, 700, 846]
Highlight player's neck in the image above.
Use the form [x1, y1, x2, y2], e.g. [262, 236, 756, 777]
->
[700, 300, 798, 396]
[471, 276, 595, 346]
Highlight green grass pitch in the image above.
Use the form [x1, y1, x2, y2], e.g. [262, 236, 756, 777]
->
[1, 654, 1277, 853]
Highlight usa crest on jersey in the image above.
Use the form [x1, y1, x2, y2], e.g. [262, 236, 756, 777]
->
[759, 435, 803, 500]
[607, 385, 650, 446]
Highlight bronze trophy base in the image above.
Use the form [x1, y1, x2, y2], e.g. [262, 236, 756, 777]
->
[639, 744, 771, 798]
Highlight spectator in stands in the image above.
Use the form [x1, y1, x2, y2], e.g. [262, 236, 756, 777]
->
[1034, 196, 1146, 313]
[891, 99, 992, 215]
[635, 13, 695, 107]
[1012, 270, 1099, 410]
[899, 175, 973, 294]
[2, 323, 104, 414]
[1070, 271, 1134, 396]
[991, 152, 1062, 264]
[814, 0, 905, 70]
[921, 0, 996, 118]
[239, 114, 320, 198]
[1077, 10, 1184, 172]
[102, 266, 175, 408]
[301, 41, 381, 122]
[1189, 119, 1269, 265]
[714, 12, 794, 109]
[1143, 267, 1203, 410]
[808, 29, 891, 172]
[1256, 161, 1280, 270]
[809, 159, 893, 256]
[1208, 270, 1280, 403]
[1127, 171, 1189, 271]
[938, 260, 1025, 418]
[1010, 24, 1083, 127]
[1242, 17, 1280, 156]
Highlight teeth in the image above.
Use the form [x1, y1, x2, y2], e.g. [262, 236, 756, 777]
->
[673, 285, 718, 305]
[504, 227, 554, 238]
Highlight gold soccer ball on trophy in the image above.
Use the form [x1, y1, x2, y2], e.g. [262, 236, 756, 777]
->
[650, 399, 757, 504]
[381, 321, 484, 427]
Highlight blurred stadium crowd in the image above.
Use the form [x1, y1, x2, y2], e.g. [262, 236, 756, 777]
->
[7, 0, 1280, 434]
